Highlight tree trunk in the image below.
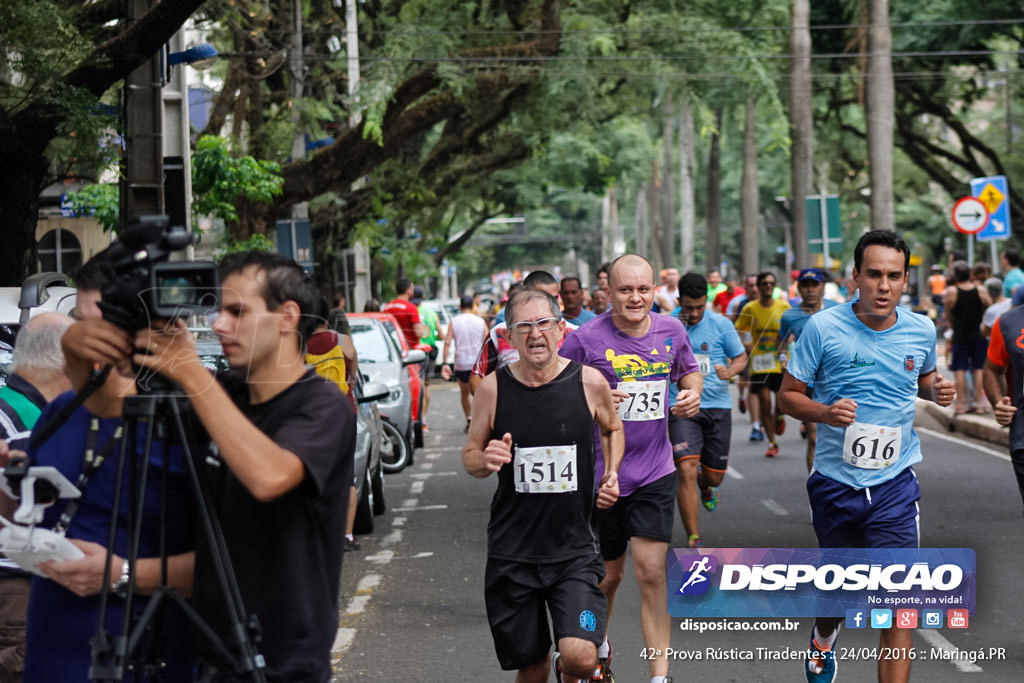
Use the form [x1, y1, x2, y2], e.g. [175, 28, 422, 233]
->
[705, 107, 723, 273]
[867, 0, 895, 230]
[660, 92, 675, 269]
[635, 187, 648, 259]
[741, 95, 760, 278]
[790, 0, 813, 268]
[678, 98, 696, 273]
[647, 162, 661, 270]
[0, 155, 46, 285]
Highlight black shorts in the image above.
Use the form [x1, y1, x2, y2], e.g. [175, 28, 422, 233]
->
[669, 409, 732, 472]
[595, 471, 676, 561]
[485, 555, 607, 670]
[454, 369, 471, 384]
[420, 351, 436, 381]
[749, 372, 783, 392]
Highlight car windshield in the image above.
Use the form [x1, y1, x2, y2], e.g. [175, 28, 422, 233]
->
[351, 323, 395, 363]
[378, 320, 404, 351]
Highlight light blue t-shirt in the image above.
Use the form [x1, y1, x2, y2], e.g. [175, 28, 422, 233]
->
[787, 303, 937, 489]
[778, 299, 840, 343]
[565, 309, 596, 326]
[669, 311, 745, 410]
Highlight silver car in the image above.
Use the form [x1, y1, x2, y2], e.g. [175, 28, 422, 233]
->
[348, 316, 425, 473]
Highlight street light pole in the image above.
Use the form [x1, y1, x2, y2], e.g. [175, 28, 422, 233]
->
[122, 0, 164, 225]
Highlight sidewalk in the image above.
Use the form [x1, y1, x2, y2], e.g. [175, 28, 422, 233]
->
[915, 398, 1008, 447]
[914, 350, 1009, 447]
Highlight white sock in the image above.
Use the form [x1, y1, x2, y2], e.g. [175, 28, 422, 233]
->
[597, 639, 610, 659]
[345, 534, 354, 542]
[752, 421, 762, 430]
[651, 677, 670, 683]
[812, 625, 838, 649]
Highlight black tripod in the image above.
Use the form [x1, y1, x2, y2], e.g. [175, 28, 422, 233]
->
[30, 368, 266, 682]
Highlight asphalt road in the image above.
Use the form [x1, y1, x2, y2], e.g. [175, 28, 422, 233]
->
[333, 382, 1023, 682]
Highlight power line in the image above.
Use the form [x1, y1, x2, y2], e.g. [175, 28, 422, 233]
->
[354, 17, 1024, 37]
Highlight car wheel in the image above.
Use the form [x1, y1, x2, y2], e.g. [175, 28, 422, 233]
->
[353, 466, 374, 534]
[380, 419, 411, 473]
[371, 460, 386, 515]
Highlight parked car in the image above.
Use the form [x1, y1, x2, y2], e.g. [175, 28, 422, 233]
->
[191, 325, 388, 531]
[0, 273, 78, 386]
[348, 314, 426, 472]
[352, 379, 389, 533]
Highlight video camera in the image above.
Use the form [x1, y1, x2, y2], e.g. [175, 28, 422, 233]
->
[94, 215, 220, 332]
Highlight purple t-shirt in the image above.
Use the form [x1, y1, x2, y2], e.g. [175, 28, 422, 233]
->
[559, 312, 698, 496]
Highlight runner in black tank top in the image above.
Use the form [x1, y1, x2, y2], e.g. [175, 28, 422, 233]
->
[463, 289, 623, 681]
[488, 362, 598, 562]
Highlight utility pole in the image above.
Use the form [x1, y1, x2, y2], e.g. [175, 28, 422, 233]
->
[346, 0, 372, 309]
[122, 0, 164, 223]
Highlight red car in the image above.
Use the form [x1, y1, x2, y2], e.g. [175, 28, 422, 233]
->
[350, 312, 429, 449]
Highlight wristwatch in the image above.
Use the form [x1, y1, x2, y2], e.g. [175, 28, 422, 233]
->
[111, 557, 131, 597]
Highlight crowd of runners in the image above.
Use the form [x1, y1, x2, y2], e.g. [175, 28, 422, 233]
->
[459, 230, 965, 683]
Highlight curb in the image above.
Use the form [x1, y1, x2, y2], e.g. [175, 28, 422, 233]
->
[914, 398, 1009, 447]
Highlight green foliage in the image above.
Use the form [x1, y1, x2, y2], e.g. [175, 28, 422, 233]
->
[65, 184, 119, 233]
[214, 233, 276, 262]
[192, 136, 284, 224]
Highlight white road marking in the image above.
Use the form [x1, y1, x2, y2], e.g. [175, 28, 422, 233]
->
[726, 467, 744, 480]
[331, 628, 355, 656]
[380, 529, 404, 546]
[421, 462, 435, 470]
[366, 550, 395, 565]
[392, 516, 407, 527]
[356, 574, 381, 592]
[393, 504, 449, 512]
[410, 480, 425, 494]
[344, 594, 371, 615]
[401, 498, 418, 507]
[760, 498, 789, 516]
[916, 628, 984, 672]
[410, 471, 457, 479]
[916, 426, 1010, 462]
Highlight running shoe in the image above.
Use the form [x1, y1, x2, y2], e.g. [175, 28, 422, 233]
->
[806, 634, 838, 682]
[701, 486, 719, 512]
[592, 643, 615, 682]
[738, 397, 746, 414]
[765, 443, 779, 458]
[775, 413, 786, 436]
[749, 426, 765, 442]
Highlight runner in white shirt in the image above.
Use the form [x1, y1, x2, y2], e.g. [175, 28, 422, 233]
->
[442, 294, 489, 431]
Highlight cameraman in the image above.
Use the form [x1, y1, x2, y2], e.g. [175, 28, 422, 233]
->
[63, 252, 354, 682]
[20, 300, 196, 681]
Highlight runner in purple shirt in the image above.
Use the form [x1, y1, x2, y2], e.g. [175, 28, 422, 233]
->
[559, 254, 701, 683]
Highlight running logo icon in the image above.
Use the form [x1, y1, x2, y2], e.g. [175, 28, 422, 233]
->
[579, 610, 597, 632]
[677, 555, 717, 596]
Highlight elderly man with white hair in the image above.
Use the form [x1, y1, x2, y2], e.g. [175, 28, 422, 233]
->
[0, 312, 74, 682]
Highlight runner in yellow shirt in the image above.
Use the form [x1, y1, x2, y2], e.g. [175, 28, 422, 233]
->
[735, 272, 791, 457]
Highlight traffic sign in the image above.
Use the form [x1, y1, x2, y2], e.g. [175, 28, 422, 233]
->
[970, 175, 1011, 241]
[951, 196, 989, 235]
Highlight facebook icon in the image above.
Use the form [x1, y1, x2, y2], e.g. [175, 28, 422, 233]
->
[845, 609, 866, 629]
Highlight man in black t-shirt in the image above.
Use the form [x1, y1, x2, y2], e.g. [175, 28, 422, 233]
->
[463, 289, 623, 683]
[65, 252, 353, 682]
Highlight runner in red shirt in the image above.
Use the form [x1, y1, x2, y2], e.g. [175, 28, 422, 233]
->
[382, 277, 427, 348]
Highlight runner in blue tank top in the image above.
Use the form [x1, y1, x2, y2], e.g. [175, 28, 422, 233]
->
[779, 230, 956, 683]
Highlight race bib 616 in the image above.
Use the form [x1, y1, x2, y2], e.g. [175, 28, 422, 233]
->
[842, 422, 902, 470]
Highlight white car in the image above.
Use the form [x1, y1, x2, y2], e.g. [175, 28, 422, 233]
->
[0, 273, 78, 385]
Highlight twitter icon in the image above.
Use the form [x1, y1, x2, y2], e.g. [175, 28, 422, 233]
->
[871, 609, 892, 629]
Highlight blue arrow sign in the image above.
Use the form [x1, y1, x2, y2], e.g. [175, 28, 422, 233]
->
[970, 175, 1011, 242]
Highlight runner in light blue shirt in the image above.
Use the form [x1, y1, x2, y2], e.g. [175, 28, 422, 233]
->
[668, 273, 748, 549]
[778, 230, 956, 683]
[778, 267, 841, 471]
